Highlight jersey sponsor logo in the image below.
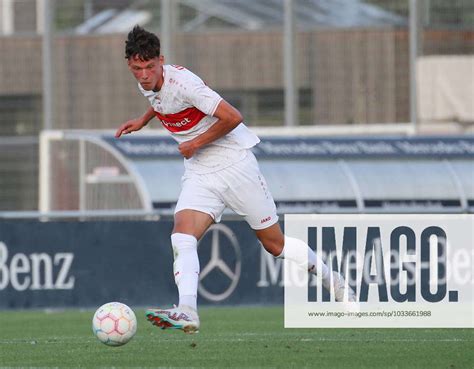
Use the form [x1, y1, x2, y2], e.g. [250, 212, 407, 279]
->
[155, 107, 206, 133]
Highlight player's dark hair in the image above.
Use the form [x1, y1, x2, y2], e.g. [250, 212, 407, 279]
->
[125, 25, 161, 60]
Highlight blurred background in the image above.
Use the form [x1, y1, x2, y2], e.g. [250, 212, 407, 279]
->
[0, 0, 472, 212]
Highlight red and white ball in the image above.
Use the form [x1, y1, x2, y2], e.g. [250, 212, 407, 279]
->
[92, 302, 137, 346]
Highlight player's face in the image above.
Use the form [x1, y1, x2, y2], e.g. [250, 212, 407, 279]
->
[128, 55, 164, 91]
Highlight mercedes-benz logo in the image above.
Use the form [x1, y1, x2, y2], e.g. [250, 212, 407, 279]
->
[198, 224, 241, 302]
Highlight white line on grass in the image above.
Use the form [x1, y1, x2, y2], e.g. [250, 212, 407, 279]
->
[0, 336, 469, 345]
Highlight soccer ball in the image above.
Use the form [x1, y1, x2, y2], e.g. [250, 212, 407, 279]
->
[92, 302, 137, 346]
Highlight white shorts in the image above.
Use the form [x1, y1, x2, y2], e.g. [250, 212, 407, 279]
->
[175, 150, 279, 230]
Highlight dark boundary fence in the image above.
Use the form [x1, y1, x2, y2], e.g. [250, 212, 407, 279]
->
[0, 220, 283, 309]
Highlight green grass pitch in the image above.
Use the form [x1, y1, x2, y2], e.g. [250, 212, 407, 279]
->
[0, 306, 472, 368]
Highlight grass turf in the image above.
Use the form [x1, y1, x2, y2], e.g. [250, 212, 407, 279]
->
[0, 306, 472, 368]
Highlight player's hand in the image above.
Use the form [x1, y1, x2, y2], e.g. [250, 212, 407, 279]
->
[178, 140, 199, 159]
[115, 118, 146, 138]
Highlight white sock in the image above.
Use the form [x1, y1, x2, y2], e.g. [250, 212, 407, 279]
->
[171, 233, 199, 311]
[278, 236, 330, 281]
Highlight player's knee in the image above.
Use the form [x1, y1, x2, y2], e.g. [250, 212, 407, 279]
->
[172, 216, 196, 236]
[172, 217, 187, 234]
[259, 236, 284, 257]
[255, 224, 284, 257]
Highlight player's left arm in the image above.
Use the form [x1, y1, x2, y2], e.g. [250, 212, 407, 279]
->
[178, 100, 242, 159]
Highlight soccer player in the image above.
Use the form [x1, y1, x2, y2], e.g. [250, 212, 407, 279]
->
[115, 26, 355, 333]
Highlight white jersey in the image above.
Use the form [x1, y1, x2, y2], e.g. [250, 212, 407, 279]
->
[138, 64, 260, 173]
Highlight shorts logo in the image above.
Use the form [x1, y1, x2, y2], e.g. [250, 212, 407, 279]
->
[260, 216, 271, 224]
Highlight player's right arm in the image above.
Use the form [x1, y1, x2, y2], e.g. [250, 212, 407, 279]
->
[115, 106, 156, 138]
